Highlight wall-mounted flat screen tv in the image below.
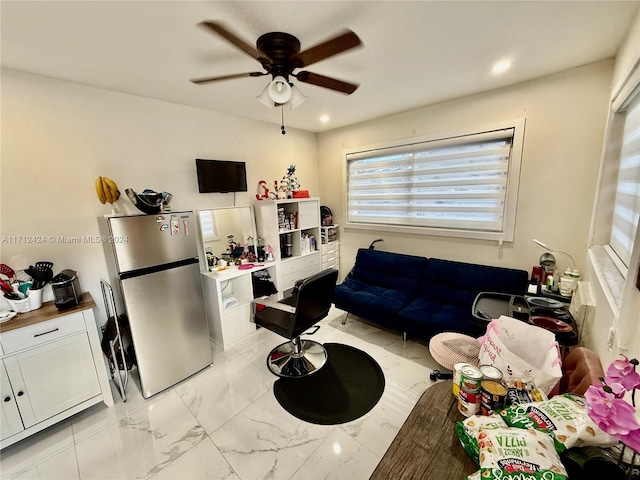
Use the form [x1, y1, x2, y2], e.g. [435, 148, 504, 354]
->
[196, 159, 248, 193]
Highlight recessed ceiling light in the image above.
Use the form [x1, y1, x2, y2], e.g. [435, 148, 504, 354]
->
[320, 115, 330, 123]
[492, 60, 511, 74]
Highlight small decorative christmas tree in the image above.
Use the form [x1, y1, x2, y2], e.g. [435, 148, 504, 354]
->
[286, 164, 300, 196]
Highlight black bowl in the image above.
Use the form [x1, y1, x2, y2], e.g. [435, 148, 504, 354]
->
[125, 188, 163, 214]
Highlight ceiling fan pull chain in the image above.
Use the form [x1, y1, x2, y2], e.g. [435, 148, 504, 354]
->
[281, 106, 286, 135]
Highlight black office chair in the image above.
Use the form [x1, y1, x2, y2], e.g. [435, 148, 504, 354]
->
[251, 268, 339, 378]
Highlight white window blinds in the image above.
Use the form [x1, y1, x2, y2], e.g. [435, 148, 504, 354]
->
[346, 127, 519, 238]
[199, 210, 219, 242]
[609, 93, 640, 267]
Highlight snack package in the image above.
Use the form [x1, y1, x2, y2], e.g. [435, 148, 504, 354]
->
[504, 379, 547, 406]
[467, 471, 480, 480]
[456, 414, 507, 465]
[499, 393, 617, 452]
[477, 427, 568, 479]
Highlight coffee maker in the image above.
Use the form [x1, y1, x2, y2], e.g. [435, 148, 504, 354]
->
[280, 233, 293, 258]
[51, 269, 83, 309]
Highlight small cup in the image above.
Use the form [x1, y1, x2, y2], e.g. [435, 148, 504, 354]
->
[27, 287, 43, 310]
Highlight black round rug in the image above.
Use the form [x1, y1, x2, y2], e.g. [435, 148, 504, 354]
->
[273, 343, 385, 425]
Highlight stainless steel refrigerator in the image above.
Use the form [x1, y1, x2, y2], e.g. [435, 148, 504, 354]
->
[98, 212, 212, 398]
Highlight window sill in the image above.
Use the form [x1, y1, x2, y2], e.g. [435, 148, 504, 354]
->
[587, 245, 626, 314]
[344, 221, 513, 242]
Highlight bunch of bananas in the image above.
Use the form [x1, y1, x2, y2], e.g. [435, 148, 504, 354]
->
[95, 176, 121, 205]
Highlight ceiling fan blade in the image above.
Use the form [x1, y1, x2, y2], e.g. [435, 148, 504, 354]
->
[295, 71, 359, 94]
[198, 21, 269, 65]
[190, 72, 267, 85]
[294, 30, 362, 68]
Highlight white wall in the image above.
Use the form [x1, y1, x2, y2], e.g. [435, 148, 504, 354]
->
[0, 69, 318, 324]
[318, 60, 613, 278]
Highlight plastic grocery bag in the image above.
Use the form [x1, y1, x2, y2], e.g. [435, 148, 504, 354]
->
[478, 315, 562, 395]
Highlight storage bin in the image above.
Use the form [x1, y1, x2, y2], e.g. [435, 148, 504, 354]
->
[6, 288, 43, 313]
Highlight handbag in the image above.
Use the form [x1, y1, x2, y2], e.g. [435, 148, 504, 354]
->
[478, 315, 562, 395]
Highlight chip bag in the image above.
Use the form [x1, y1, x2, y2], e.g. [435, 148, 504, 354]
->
[456, 414, 507, 465]
[499, 393, 617, 452]
[477, 427, 568, 479]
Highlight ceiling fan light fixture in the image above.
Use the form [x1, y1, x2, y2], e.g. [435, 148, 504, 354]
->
[256, 84, 275, 109]
[194, 24, 363, 125]
[289, 84, 307, 109]
[267, 76, 292, 104]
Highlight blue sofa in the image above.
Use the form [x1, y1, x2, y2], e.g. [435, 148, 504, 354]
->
[333, 248, 529, 340]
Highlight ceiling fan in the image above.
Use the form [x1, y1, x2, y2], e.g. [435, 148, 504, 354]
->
[190, 21, 363, 108]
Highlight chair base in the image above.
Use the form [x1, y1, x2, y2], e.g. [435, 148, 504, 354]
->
[267, 339, 327, 378]
[429, 369, 454, 382]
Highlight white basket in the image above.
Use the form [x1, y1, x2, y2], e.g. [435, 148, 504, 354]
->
[6, 288, 43, 313]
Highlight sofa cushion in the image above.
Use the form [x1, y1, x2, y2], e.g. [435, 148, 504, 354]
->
[418, 258, 528, 308]
[350, 249, 428, 295]
[399, 298, 483, 338]
[333, 278, 415, 329]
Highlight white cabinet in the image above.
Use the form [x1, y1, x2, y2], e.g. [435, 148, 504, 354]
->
[0, 294, 113, 449]
[298, 201, 320, 230]
[321, 225, 340, 273]
[1, 362, 23, 439]
[202, 265, 278, 350]
[4, 333, 101, 429]
[254, 198, 322, 295]
[321, 240, 340, 272]
[201, 198, 325, 351]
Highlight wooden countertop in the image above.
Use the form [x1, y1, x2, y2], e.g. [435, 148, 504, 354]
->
[370, 380, 477, 479]
[0, 293, 96, 334]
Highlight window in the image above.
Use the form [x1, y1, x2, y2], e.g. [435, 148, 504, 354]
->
[198, 210, 219, 242]
[588, 58, 640, 328]
[343, 119, 525, 241]
[608, 93, 640, 268]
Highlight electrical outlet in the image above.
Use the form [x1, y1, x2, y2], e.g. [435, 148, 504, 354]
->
[607, 327, 616, 350]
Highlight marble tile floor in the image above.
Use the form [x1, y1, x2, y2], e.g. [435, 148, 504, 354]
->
[0, 308, 443, 480]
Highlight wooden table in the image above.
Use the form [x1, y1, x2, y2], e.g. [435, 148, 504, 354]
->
[370, 380, 477, 479]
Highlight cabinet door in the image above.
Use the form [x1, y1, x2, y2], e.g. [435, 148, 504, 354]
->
[0, 361, 24, 441]
[4, 333, 101, 428]
[298, 201, 319, 230]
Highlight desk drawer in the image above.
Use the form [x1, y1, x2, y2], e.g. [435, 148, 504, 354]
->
[303, 264, 321, 279]
[321, 241, 339, 255]
[279, 259, 301, 276]
[280, 272, 304, 291]
[302, 253, 320, 270]
[323, 259, 339, 270]
[1, 313, 86, 355]
[322, 251, 339, 264]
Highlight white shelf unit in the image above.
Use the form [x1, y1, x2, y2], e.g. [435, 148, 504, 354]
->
[255, 198, 322, 295]
[201, 264, 278, 350]
[321, 225, 340, 273]
[0, 295, 114, 449]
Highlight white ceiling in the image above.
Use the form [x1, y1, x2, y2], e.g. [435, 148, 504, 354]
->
[2, 1, 638, 133]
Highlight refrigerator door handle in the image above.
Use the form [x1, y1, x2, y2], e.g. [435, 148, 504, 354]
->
[119, 257, 199, 280]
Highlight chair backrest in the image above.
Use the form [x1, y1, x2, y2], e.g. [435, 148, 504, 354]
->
[291, 268, 339, 337]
